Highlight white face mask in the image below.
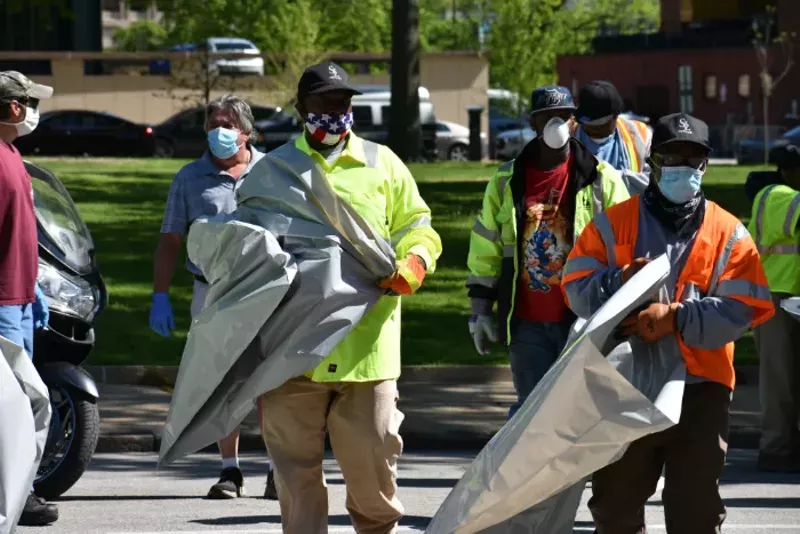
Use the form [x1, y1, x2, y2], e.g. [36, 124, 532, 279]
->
[0, 106, 39, 137]
[541, 116, 570, 150]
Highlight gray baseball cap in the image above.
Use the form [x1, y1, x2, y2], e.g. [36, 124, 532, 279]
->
[0, 71, 53, 103]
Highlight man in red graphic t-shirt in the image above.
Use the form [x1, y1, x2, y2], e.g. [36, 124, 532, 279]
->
[466, 85, 629, 418]
[0, 70, 60, 527]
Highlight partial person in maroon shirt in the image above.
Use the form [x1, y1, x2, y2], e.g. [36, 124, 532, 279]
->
[0, 70, 59, 527]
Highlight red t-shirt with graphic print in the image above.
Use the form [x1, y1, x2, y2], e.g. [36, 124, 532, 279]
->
[514, 155, 574, 323]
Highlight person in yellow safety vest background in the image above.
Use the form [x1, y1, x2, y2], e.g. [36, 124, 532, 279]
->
[745, 144, 800, 473]
[466, 84, 629, 419]
[257, 61, 442, 534]
[563, 113, 775, 532]
[572, 80, 652, 196]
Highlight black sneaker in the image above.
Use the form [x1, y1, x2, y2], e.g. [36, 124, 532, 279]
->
[207, 467, 246, 499]
[18, 492, 58, 526]
[264, 467, 278, 500]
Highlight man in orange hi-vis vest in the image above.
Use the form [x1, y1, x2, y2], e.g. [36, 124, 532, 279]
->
[562, 113, 774, 533]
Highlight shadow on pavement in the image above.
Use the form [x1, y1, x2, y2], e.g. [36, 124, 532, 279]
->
[190, 514, 432, 528]
[57, 494, 200, 502]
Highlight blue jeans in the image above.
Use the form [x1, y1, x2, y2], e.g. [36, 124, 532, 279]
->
[507, 318, 572, 419]
[0, 303, 34, 359]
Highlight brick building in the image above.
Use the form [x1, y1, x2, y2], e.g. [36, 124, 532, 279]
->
[557, 0, 800, 151]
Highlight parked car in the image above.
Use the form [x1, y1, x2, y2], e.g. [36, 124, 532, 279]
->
[205, 38, 264, 76]
[153, 104, 278, 158]
[495, 126, 536, 161]
[253, 108, 304, 153]
[738, 125, 800, 164]
[13, 110, 156, 157]
[150, 38, 265, 76]
[435, 120, 487, 160]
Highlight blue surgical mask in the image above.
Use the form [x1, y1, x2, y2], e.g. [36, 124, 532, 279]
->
[657, 166, 704, 204]
[207, 127, 242, 159]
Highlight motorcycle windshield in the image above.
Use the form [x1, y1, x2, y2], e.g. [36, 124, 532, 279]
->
[25, 162, 94, 274]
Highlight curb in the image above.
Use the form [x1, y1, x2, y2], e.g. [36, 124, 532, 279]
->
[95, 426, 762, 454]
[85, 364, 761, 387]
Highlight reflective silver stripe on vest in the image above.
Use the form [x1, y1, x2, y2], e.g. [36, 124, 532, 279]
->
[467, 275, 499, 288]
[592, 179, 604, 216]
[392, 215, 432, 246]
[755, 184, 779, 245]
[618, 116, 649, 169]
[784, 193, 800, 237]
[716, 279, 771, 301]
[708, 223, 749, 296]
[758, 243, 800, 255]
[593, 211, 617, 267]
[362, 139, 379, 168]
[497, 161, 513, 197]
[503, 244, 515, 258]
[472, 219, 500, 242]
[563, 255, 606, 276]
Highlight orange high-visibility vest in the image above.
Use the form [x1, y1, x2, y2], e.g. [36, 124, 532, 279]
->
[564, 196, 774, 389]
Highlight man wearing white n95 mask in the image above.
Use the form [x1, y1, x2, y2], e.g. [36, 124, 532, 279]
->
[466, 85, 629, 419]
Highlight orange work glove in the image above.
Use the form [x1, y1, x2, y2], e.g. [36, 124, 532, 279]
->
[621, 257, 652, 284]
[620, 302, 681, 343]
[379, 254, 427, 296]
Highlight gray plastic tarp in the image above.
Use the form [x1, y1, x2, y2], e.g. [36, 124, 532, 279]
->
[158, 147, 397, 467]
[0, 336, 51, 534]
[426, 254, 686, 534]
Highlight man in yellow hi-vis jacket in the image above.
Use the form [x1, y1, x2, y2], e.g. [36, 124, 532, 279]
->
[746, 144, 800, 473]
[257, 61, 442, 534]
[466, 84, 629, 419]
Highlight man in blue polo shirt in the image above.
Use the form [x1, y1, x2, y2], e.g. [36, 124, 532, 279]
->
[148, 94, 275, 500]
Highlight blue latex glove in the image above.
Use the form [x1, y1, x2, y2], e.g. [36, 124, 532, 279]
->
[32, 283, 49, 330]
[149, 292, 175, 338]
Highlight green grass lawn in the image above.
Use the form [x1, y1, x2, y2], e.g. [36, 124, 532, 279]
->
[29, 157, 766, 367]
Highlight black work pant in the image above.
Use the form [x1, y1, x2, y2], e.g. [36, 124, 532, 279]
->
[588, 382, 731, 534]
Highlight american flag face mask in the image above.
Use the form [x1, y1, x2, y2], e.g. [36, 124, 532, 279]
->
[304, 112, 354, 146]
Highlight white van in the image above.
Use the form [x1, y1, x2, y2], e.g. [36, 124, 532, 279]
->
[350, 85, 437, 129]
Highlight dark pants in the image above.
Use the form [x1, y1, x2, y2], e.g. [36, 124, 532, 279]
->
[589, 382, 731, 534]
[507, 318, 572, 419]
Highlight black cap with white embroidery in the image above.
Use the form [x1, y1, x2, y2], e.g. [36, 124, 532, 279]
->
[651, 112, 711, 152]
[297, 61, 362, 100]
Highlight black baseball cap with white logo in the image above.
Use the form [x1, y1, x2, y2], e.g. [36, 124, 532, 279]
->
[651, 113, 711, 152]
[576, 80, 624, 125]
[529, 85, 576, 116]
[297, 61, 362, 99]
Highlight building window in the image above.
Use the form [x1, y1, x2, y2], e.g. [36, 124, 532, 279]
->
[738, 74, 751, 98]
[704, 75, 717, 100]
[678, 65, 694, 114]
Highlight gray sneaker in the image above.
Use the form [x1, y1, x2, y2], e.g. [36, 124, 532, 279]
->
[207, 467, 246, 499]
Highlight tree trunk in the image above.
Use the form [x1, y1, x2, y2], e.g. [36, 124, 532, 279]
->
[390, 0, 422, 162]
[763, 91, 770, 166]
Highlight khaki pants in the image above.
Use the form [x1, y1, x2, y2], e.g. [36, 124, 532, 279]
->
[756, 292, 800, 458]
[588, 382, 731, 534]
[259, 377, 404, 534]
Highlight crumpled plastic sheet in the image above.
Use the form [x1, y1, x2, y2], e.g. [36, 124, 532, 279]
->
[0, 336, 51, 534]
[158, 150, 397, 467]
[426, 254, 685, 534]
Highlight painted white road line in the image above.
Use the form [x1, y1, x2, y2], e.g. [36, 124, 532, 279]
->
[108, 529, 425, 534]
[575, 526, 800, 532]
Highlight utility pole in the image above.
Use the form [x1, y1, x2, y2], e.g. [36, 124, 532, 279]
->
[389, 0, 422, 162]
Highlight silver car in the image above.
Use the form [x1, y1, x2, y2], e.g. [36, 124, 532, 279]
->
[436, 120, 487, 160]
[494, 127, 536, 160]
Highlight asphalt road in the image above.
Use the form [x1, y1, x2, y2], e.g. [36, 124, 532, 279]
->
[19, 449, 800, 533]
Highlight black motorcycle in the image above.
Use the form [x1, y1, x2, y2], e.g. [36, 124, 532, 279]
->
[24, 161, 108, 500]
